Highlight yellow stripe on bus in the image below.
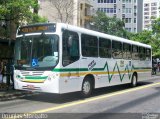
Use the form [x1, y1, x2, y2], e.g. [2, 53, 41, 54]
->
[60, 69, 151, 77]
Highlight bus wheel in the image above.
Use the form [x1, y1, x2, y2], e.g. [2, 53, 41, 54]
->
[81, 78, 93, 97]
[131, 74, 137, 87]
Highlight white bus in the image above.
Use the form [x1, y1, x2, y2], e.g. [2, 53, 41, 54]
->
[14, 23, 152, 97]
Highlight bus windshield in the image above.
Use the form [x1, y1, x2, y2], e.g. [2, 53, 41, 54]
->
[15, 34, 59, 69]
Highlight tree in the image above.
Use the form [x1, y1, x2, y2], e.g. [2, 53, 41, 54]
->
[0, 0, 47, 39]
[91, 12, 129, 38]
[151, 18, 160, 57]
[152, 18, 160, 35]
[49, 0, 75, 24]
[129, 29, 160, 57]
[149, 36, 160, 57]
[129, 30, 152, 44]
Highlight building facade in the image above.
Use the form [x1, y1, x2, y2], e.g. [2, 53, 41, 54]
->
[38, 0, 92, 28]
[90, 0, 144, 33]
[143, 0, 160, 30]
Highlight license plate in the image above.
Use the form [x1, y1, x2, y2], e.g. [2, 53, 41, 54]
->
[27, 85, 34, 89]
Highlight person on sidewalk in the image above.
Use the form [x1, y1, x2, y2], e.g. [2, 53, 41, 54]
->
[1, 59, 6, 83]
[6, 59, 14, 90]
[152, 60, 157, 75]
[0, 59, 3, 83]
[158, 62, 160, 72]
[9, 60, 14, 89]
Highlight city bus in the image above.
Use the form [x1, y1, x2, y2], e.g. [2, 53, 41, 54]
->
[14, 23, 152, 97]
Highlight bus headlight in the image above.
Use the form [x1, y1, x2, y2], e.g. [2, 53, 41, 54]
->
[48, 76, 52, 81]
[47, 73, 58, 81]
[16, 75, 23, 81]
[16, 75, 21, 79]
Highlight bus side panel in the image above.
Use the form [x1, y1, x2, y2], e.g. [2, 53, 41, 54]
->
[132, 60, 152, 81]
[58, 60, 82, 94]
[79, 58, 132, 89]
[94, 59, 133, 88]
[79, 58, 152, 89]
[79, 57, 106, 88]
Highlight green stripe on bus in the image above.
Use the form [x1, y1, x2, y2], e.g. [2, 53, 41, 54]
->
[53, 68, 88, 72]
[52, 64, 151, 73]
[25, 76, 48, 80]
[52, 61, 151, 82]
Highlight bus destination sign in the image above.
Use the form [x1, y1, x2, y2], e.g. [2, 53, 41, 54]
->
[18, 24, 56, 35]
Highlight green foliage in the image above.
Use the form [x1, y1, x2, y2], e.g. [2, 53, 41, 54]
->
[27, 14, 48, 24]
[152, 18, 160, 34]
[0, 0, 34, 21]
[129, 18, 160, 57]
[150, 18, 160, 57]
[0, 0, 47, 38]
[0, 1, 47, 26]
[149, 36, 160, 57]
[91, 12, 128, 38]
[129, 30, 152, 44]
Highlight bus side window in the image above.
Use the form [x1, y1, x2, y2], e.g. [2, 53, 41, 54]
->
[99, 38, 111, 58]
[62, 30, 79, 66]
[132, 45, 139, 60]
[112, 41, 122, 59]
[146, 48, 151, 61]
[81, 34, 98, 57]
[139, 47, 146, 60]
[123, 43, 131, 60]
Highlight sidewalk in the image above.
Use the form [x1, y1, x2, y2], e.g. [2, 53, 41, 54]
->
[155, 71, 160, 76]
[0, 84, 37, 101]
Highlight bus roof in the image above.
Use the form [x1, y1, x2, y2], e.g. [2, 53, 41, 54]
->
[57, 23, 151, 49]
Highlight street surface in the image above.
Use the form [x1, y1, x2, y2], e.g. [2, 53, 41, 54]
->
[1, 76, 160, 119]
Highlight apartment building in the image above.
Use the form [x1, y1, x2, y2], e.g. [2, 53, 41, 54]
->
[38, 0, 92, 28]
[143, 0, 160, 30]
[90, 0, 144, 33]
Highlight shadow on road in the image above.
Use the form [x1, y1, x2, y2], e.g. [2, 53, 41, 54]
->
[21, 81, 153, 104]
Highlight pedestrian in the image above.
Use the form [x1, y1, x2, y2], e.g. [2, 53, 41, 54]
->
[152, 60, 157, 74]
[4, 60, 10, 89]
[0, 59, 3, 83]
[158, 62, 160, 72]
[6, 59, 14, 90]
[10, 60, 14, 89]
[1, 59, 6, 83]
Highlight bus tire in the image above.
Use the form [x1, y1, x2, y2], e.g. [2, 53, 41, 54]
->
[81, 77, 93, 98]
[131, 74, 137, 87]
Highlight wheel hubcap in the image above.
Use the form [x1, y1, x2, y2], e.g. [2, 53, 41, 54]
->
[133, 76, 137, 86]
[83, 81, 90, 94]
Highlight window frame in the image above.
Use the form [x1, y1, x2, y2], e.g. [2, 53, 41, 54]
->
[62, 29, 80, 67]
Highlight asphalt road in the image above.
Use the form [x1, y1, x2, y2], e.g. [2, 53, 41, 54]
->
[1, 76, 160, 119]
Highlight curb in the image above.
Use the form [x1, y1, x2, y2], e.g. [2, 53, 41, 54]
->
[0, 83, 39, 101]
[0, 83, 8, 90]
